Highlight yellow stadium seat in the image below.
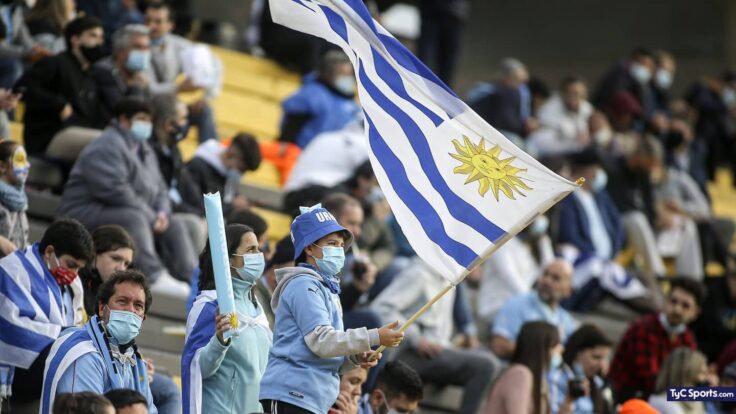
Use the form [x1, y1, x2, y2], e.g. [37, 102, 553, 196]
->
[8, 121, 23, 144]
[210, 90, 282, 139]
[251, 206, 292, 243]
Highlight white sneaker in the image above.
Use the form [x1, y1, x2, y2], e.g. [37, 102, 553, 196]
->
[150, 271, 191, 299]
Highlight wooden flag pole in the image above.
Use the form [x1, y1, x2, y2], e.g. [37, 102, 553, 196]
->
[369, 177, 586, 360]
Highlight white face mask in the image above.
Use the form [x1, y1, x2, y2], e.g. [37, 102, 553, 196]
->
[630, 63, 652, 84]
[334, 75, 356, 96]
[655, 69, 673, 89]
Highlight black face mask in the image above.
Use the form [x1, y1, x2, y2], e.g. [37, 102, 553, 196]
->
[170, 123, 190, 143]
[79, 45, 106, 64]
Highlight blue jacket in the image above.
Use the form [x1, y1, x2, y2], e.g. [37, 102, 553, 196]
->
[556, 190, 625, 259]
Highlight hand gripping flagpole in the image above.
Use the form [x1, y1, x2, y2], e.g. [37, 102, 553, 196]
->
[369, 177, 585, 360]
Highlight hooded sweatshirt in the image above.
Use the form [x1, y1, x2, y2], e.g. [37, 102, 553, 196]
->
[259, 265, 380, 413]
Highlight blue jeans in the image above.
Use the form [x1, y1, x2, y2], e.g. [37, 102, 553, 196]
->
[189, 102, 218, 143]
[151, 372, 182, 414]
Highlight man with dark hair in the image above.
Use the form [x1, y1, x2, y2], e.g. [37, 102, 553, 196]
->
[105, 389, 149, 414]
[59, 97, 194, 299]
[185, 132, 262, 213]
[360, 361, 423, 414]
[609, 276, 703, 403]
[593, 47, 657, 117]
[41, 270, 157, 414]
[0, 218, 93, 410]
[17, 15, 107, 158]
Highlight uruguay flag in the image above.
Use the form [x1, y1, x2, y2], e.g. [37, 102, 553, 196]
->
[269, 0, 579, 280]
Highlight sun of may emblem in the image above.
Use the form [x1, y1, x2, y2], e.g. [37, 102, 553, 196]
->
[449, 136, 533, 201]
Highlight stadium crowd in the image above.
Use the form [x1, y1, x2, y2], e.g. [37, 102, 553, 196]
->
[0, 0, 734, 414]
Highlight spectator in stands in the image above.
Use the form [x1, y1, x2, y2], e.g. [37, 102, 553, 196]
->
[58, 98, 194, 298]
[609, 277, 704, 403]
[556, 149, 651, 311]
[490, 259, 577, 359]
[183, 224, 272, 414]
[593, 47, 656, 118]
[0, 88, 20, 140]
[283, 121, 369, 205]
[714, 362, 736, 414]
[478, 216, 554, 322]
[0, 0, 50, 87]
[17, 15, 107, 159]
[693, 271, 736, 362]
[665, 117, 709, 204]
[279, 50, 360, 150]
[484, 321, 562, 414]
[609, 136, 704, 280]
[259, 204, 403, 414]
[144, 1, 219, 143]
[528, 76, 594, 157]
[41, 270, 158, 414]
[0, 219, 93, 411]
[652, 50, 676, 113]
[185, 133, 262, 213]
[105, 389, 149, 414]
[604, 91, 643, 156]
[358, 361, 423, 414]
[53, 392, 115, 414]
[93, 24, 152, 121]
[77, 0, 144, 45]
[685, 70, 736, 183]
[372, 255, 497, 414]
[647, 347, 710, 413]
[332, 367, 367, 414]
[80, 225, 136, 316]
[416, 0, 469, 86]
[0, 140, 30, 253]
[26, 0, 78, 54]
[550, 324, 614, 414]
[256, 235, 294, 327]
[470, 58, 539, 142]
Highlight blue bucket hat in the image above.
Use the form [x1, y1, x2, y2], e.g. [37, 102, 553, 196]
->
[290, 204, 354, 261]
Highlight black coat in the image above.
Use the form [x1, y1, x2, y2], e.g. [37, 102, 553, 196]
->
[17, 52, 107, 154]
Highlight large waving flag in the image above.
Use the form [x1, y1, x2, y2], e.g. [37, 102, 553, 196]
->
[270, 0, 579, 281]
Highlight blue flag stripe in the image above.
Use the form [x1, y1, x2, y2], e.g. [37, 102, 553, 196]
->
[364, 113, 477, 268]
[182, 301, 217, 414]
[0, 313, 54, 351]
[41, 330, 90, 413]
[357, 59, 507, 243]
[371, 48, 444, 126]
[0, 268, 37, 320]
[18, 248, 59, 318]
[319, 5, 348, 43]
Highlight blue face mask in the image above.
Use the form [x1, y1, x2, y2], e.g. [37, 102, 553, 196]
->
[591, 169, 608, 192]
[550, 352, 563, 370]
[105, 308, 143, 344]
[126, 49, 151, 73]
[231, 252, 265, 285]
[130, 120, 152, 142]
[312, 244, 345, 276]
[226, 168, 242, 181]
[150, 36, 165, 48]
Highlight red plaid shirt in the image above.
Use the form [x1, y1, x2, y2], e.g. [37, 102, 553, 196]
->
[609, 313, 697, 398]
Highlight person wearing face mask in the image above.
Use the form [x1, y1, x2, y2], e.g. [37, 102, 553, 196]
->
[93, 24, 154, 123]
[555, 149, 651, 311]
[648, 347, 711, 414]
[26, 0, 78, 54]
[182, 224, 272, 414]
[59, 98, 195, 299]
[609, 277, 703, 404]
[358, 361, 423, 414]
[259, 204, 404, 414]
[0, 140, 30, 254]
[16, 15, 108, 158]
[0, 218, 94, 411]
[651, 50, 676, 114]
[40, 270, 157, 414]
[593, 47, 657, 120]
[185, 132, 262, 214]
[485, 321, 562, 414]
[261, 50, 361, 184]
[549, 324, 614, 414]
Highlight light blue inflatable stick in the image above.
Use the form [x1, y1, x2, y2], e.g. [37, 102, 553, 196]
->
[203, 192, 238, 339]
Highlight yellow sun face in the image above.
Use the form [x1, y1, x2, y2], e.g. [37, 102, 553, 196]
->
[449, 136, 532, 201]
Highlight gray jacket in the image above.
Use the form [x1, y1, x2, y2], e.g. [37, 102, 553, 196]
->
[0, 202, 28, 250]
[147, 34, 222, 99]
[58, 124, 170, 225]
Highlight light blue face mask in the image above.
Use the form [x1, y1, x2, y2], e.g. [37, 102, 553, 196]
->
[231, 252, 265, 285]
[334, 75, 356, 96]
[312, 244, 345, 276]
[125, 49, 151, 73]
[130, 120, 152, 142]
[550, 352, 563, 371]
[591, 169, 608, 192]
[105, 308, 143, 344]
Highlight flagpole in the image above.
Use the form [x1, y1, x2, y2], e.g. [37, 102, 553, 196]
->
[370, 178, 584, 359]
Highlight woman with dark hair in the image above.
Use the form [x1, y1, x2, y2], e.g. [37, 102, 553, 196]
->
[0, 140, 29, 254]
[182, 224, 272, 414]
[26, 0, 76, 53]
[484, 321, 561, 414]
[551, 324, 614, 414]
